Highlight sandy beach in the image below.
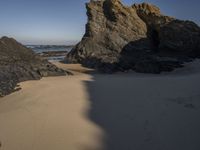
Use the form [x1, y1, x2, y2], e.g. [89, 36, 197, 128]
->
[0, 64, 104, 150]
[0, 60, 200, 150]
[1, 0, 200, 149]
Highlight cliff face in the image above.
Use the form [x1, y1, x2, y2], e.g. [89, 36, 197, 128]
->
[67, 0, 148, 64]
[66, 0, 200, 73]
[0, 37, 68, 96]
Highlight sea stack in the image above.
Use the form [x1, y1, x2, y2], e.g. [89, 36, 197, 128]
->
[66, 0, 200, 73]
[0, 37, 68, 96]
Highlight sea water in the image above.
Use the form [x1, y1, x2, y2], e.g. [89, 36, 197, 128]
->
[26, 45, 73, 61]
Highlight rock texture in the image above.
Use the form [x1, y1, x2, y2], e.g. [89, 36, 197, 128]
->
[66, 0, 200, 73]
[0, 37, 68, 96]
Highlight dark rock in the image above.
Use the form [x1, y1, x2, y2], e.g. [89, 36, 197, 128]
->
[134, 59, 161, 74]
[65, 0, 200, 74]
[0, 37, 69, 97]
[159, 20, 200, 55]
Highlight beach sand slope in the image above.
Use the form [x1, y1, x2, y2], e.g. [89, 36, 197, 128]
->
[0, 61, 200, 150]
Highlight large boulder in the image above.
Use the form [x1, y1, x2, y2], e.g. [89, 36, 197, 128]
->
[67, 0, 149, 66]
[65, 0, 200, 73]
[159, 20, 200, 55]
[133, 3, 200, 56]
[0, 37, 69, 96]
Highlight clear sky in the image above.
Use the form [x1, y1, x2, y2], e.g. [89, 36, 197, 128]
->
[0, 0, 199, 45]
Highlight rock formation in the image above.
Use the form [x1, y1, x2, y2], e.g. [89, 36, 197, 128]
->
[0, 37, 69, 96]
[66, 0, 200, 73]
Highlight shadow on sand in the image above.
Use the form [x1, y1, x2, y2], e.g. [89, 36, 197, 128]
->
[83, 71, 200, 150]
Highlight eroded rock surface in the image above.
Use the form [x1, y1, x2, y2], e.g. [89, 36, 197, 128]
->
[0, 37, 68, 96]
[66, 0, 200, 73]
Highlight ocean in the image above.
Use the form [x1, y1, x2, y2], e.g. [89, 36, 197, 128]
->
[26, 45, 73, 61]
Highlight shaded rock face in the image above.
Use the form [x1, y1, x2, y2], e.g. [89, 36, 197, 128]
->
[0, 37, 67, 96]
[66, 0, 200, 73]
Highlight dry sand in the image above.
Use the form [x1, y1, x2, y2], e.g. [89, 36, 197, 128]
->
[0, 60, 200, 150]
[0, 65, 104, 150]
[53, 62, 95, 74]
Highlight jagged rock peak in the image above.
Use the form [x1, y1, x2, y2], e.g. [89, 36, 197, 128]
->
[66, 0, 200, 74]
[133, 3, 161, 15]
[67, 0, 147, 64]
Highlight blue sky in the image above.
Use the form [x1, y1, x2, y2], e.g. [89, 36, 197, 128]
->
[0, 0, 199, 45]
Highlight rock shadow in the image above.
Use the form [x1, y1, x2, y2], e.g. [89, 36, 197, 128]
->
[84, 73, 200, 150]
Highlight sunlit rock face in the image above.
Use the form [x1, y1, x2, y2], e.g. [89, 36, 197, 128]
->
[67, 0, 148, 64]
[66, 0, 200, 73]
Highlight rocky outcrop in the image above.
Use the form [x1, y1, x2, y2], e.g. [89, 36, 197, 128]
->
[0, 37, 69, 96]
[67, 0, 148, 64]
[133, 3, 200, 55]
[65, 0, 200, 73]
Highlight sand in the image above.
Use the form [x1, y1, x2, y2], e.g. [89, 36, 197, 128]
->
[0, 66, 104, 150]
[0, 60, 200, 150]
[53, 62, 95, 74]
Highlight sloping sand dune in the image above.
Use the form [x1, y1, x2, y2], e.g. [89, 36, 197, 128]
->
[0, 60, 200, 150]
